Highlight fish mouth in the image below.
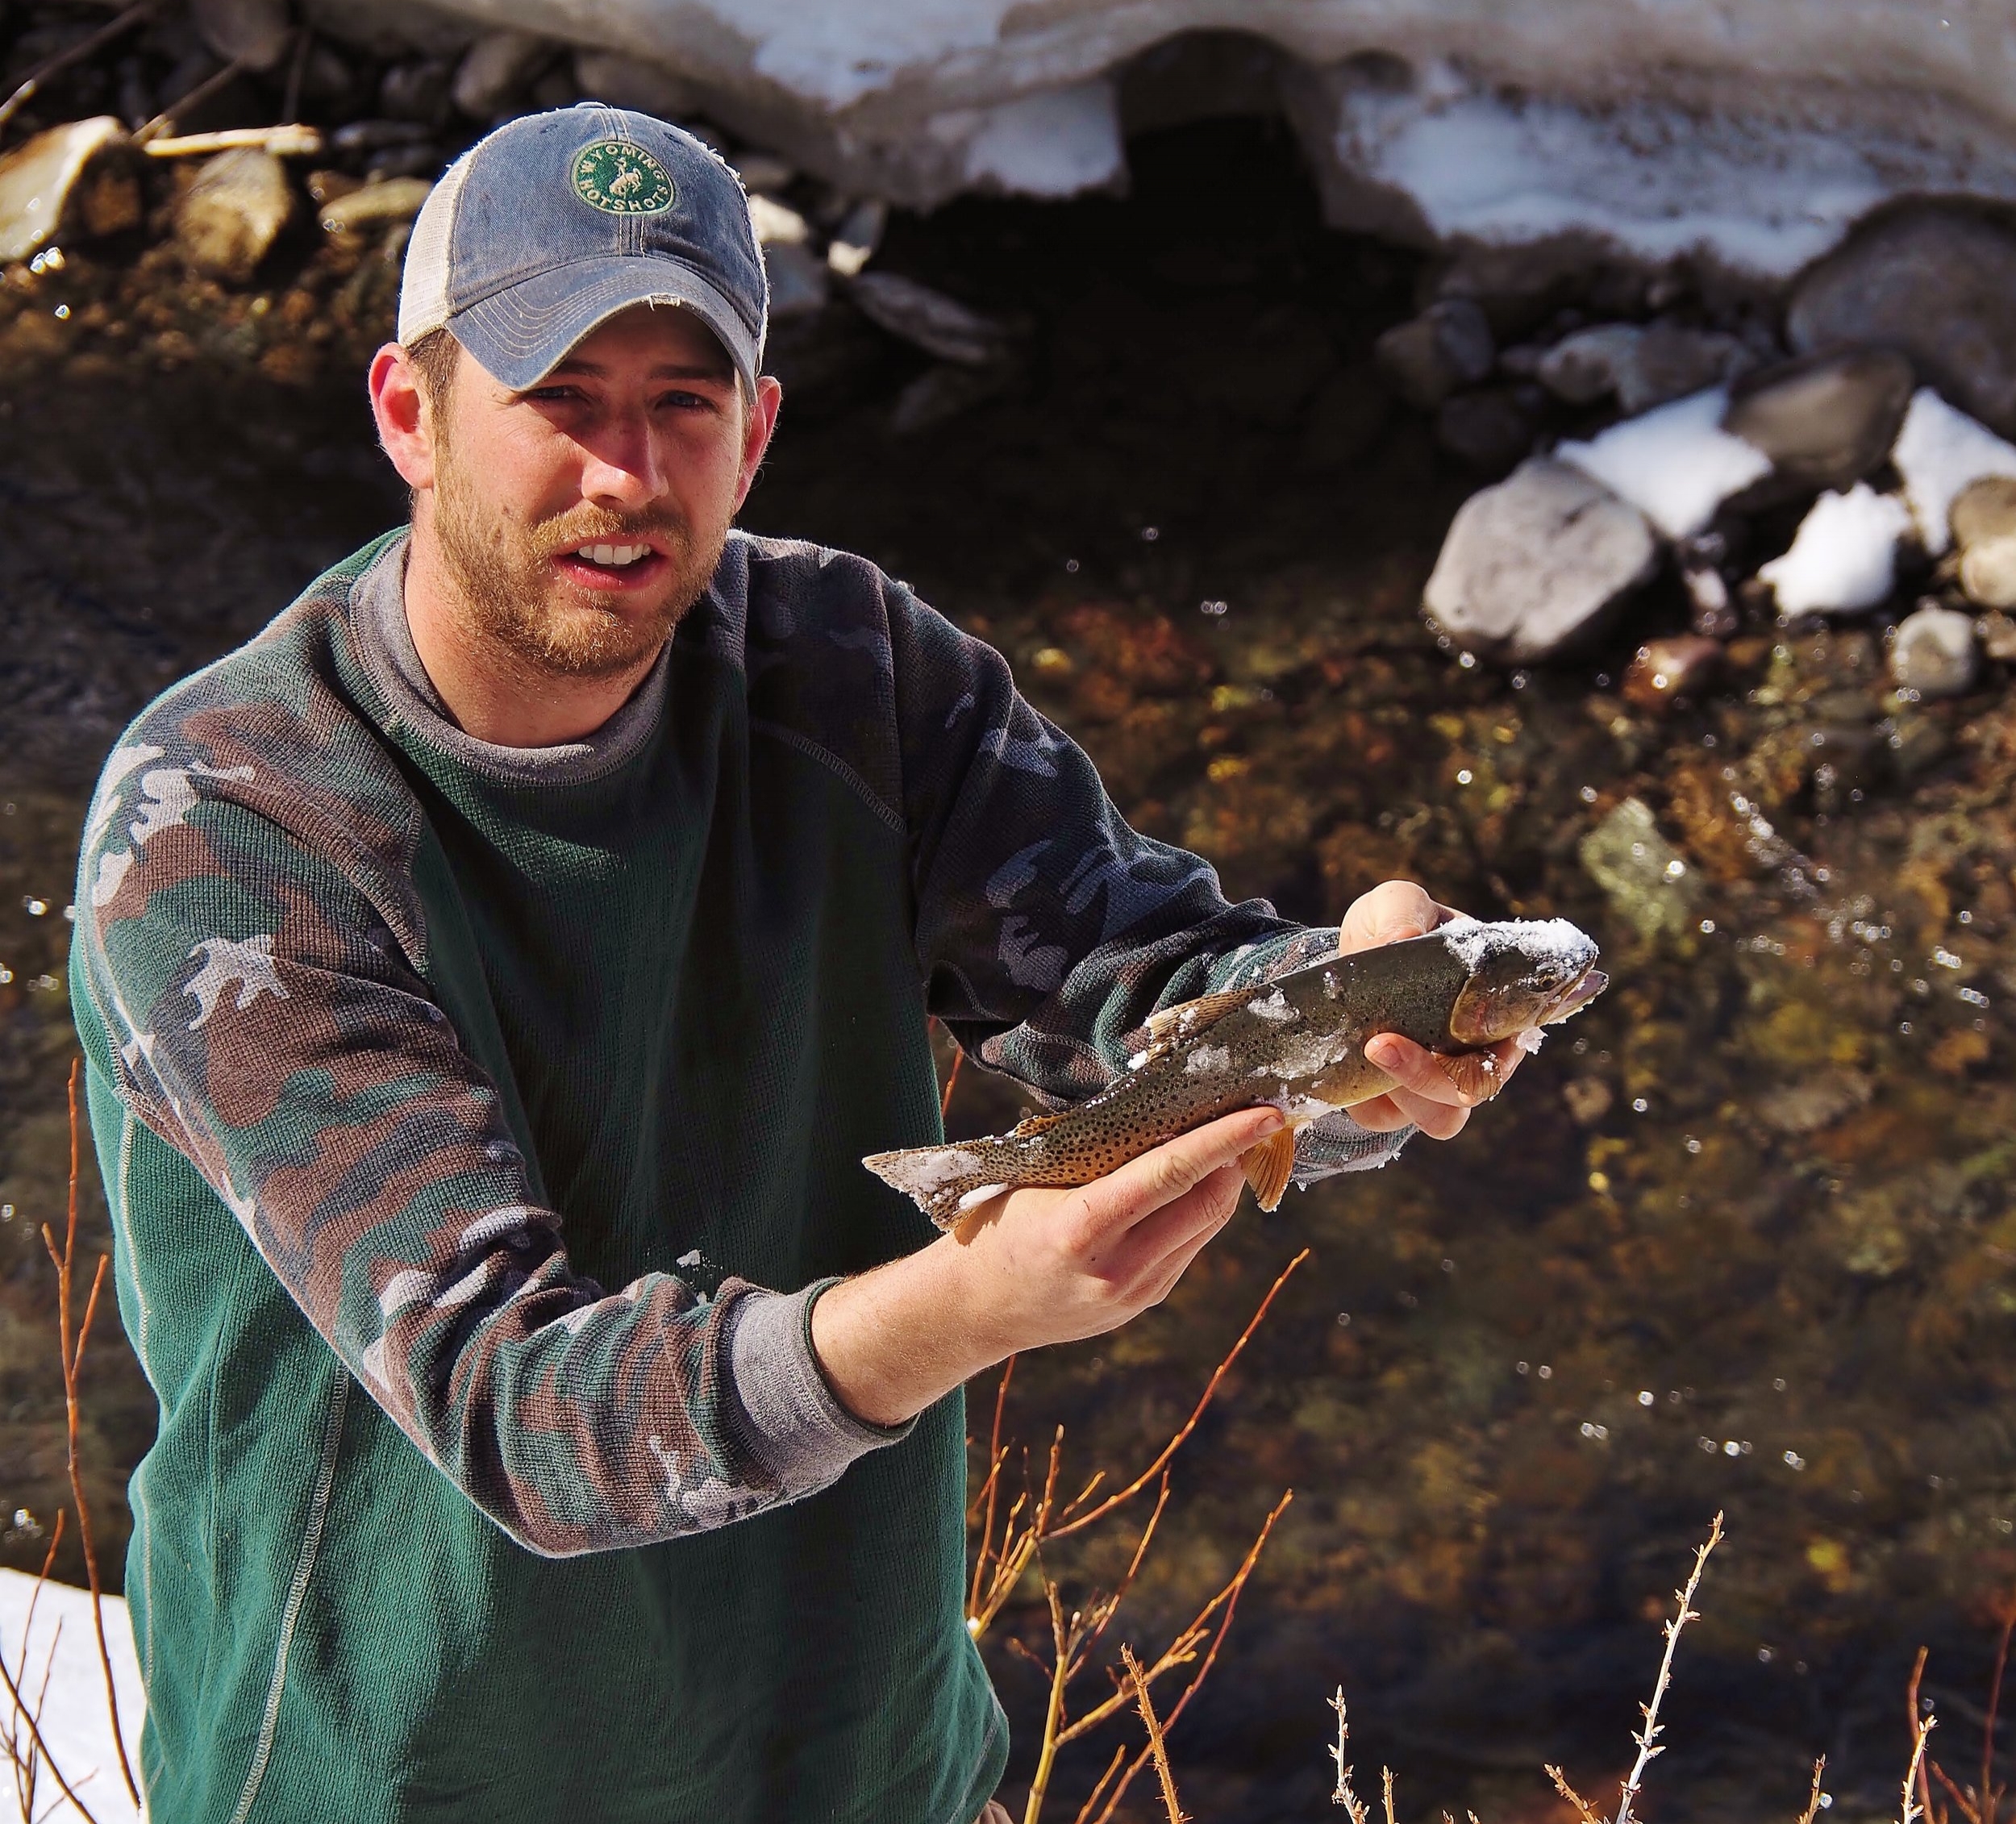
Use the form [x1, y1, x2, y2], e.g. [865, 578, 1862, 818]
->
[1542, 967, 1607, 1023]
[1448, 960, 1607, 1045]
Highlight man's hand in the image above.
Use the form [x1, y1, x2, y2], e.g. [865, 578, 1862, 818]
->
[1332, 880, 1531, 1139]
[809, 1106, 1283, 1428]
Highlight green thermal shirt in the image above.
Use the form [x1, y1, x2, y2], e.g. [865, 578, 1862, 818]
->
[69, 529, 1406, 1822]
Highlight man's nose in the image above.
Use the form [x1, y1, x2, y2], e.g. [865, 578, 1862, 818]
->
[577, 412, 668, 506]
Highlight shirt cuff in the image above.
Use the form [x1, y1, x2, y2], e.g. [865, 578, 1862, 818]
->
[723, 1280, 914, 1504]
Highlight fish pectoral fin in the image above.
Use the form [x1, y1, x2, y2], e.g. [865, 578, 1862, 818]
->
[1240, 1123, 1299, 1214]
[1009, 1111, 1066, 1137]
[1123, 986, 1261, 1057]
[1436, 1049, 1506, 1104]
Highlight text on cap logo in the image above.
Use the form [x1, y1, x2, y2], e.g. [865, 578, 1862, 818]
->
[572, 140, 676, 215]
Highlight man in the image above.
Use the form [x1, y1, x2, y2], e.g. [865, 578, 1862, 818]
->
[71, 106, 1526, 1822]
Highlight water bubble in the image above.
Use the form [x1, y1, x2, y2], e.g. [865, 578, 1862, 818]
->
[1580, 1422, 1609, 1440]
[1439, 1258, 1455, 1273]
[1457, 652, 1477, 669]
[1960, 910, 1974, 924]
[1772, 1377, 1787, 1391]
[1664, 859, 1686, 879]
[1699, 918, 1716, 935]
[1998, 1519, 2013, 1535]
[1510, 671, 1529, 690]
[1933, 947, 1964, 969]
[1685, 1137, 1702, 1154]
[1899, 1021, 1913, 1035]
[1723, 1439, 1743, 1456]
[1536, 1364, 1552, 1380]
[23, 897, 47, 915]
[0, 1205, 11, 1220]
[0, 967, 11, 985]
[1632, 1097, 1648, 1114]
[1960, 987, 1990, 1008]
[1638, 1390, 1655, 1406]
[1516, 1361, 1530, 1375]
[1784, 1451, 1805, 1468]
[1336, 1313, 1351, 1326]
[1064, 558, 1079, 573]
[1140, 526, 1160, 542]
[1579, 785, 1597, 804]
[1759, 1647, 1774, 1664]
[1698, 1436, 1718, 1452]
[53, 304, 70, 320]
[1595, 673, 1611, 688]
[1456, 768, 1473, 785]
[1199, 599, 1228, 617]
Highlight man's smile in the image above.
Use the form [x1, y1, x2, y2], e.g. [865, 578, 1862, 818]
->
[551, 539, 673, 592]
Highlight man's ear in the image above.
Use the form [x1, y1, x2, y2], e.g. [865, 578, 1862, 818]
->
[369, 343, 439, 494]
[734, 375, 784, 513]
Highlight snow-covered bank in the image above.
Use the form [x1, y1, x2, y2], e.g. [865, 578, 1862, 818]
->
[306, 0, 2016, 274]
[0, 1570, 144, 1822]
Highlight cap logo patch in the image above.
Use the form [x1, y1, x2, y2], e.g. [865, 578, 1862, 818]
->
[573, 140, 675, 215]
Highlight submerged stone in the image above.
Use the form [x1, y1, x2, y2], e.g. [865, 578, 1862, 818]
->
[1890, 604, 1979, 698]
[1622, 635, 1722, 710]
[1577, 797, 1701, 943]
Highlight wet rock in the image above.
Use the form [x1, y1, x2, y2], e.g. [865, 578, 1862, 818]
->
[1622, 635, 1721, 710]
[1556, 388, 1772, 540]
[747, 194, 808, 246]
[1890, 387, 2016, 555]
[381, 57, 452, 124]
[1806, 723, 1889, 806]
[452, 31, 550, 119]
[1756, 483, 1912, 617]
[173, 147, 293, 282]
[1422, 458, 1658, 663]
[1540, 320, 1750, 415]
[826, 199, 885, 277]
[731, 152, 796, 193]
[571, 49, 693, 119]
[1722, 349, 1915, 493]
[1788, 205, 2016, 437]
[1300, 364, 1391, 468]
[1890, 604, 1979, 698]
[1978, 609, 2016, 661]
[1756, 1070, 1873, 1135]
[848, 272, 1011, 366]
[191, 0, 291, 73]
[1682, 562, 1739, 637]
[1434, 386, 1536, 477]
[1951, 476, 2016, 609]
[889, 361, 1014, 435]
[761, 240, 828, 319]
[1578, 797, 1701, 943]
[1373, 299, 1493, 411]
[1560, 1077, 1613, 1126]
[318, 175, 432, 232]
[1886, 708, 1952, 778]
[0, 118, 125, 265]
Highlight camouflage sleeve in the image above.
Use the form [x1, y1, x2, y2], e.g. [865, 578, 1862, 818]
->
[886, 590, 1410, 1178]
[73, 735, 903, 1558]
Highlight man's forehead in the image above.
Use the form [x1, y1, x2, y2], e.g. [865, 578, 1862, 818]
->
[547, 302, 735, 378]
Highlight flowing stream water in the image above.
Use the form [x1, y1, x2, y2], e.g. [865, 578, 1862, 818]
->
[3, 120, 2014, 1821]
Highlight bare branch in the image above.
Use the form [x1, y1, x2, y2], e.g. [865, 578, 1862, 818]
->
[1614, 1511, 1722, 1824]
[1797, 1758, 1830, 1824]
[1121, 1645, 1188, 1824]
[1329, 1688, 1370, 1824]
[1548, 1766, 1606, 1824]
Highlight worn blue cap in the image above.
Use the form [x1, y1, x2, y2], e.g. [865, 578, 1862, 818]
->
[398, 104, 767, 398]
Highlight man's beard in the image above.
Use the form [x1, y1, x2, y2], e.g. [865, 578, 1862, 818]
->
[429, 442, 727, 681]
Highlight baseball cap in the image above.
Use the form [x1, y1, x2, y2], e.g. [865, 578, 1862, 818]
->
[398, 104, 768, 398]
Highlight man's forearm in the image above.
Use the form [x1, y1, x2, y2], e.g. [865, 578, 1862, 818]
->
[809, 1240, 1002, 1429]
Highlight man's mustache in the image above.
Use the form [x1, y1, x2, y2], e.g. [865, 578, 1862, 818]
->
[531, 512, 687, 558]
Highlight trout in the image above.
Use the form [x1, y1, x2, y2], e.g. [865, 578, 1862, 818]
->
[865, 917, 1606, 1227]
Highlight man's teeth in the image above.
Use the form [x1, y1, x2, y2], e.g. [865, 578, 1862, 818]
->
[572, 543, 650, 567]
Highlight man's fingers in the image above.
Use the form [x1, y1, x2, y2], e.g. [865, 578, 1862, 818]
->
[1069, 1106, 1283, 1249]
[1102, 1163, 1244, 1290]
[1364, 1032, 1475, 1106]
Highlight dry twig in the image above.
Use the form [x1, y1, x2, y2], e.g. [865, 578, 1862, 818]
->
[1547, 1765, 1606, 1824]
[1612, 1510, 1722, 1824]
[1797, 1758, 1829, 1824]
[38, 1061, 138, 1810]
[1910, 1648, 1939, 1824]
[1121, 1646, 1187, 1824]
[1329, 1688, 1370, 1823]
[140, 124, 323, 158]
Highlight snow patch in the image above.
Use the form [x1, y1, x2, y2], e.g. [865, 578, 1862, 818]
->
[0, 1569, 144, 1823]
[956, 82, 1123, 197]
[1335, 82, 1897, 277]
[1892, 388, 2016, 556]
[1757, 483, 1914, 615]
[1248, 988, 1297, 1023]
[1185, 1044, 1232, 1074]
[1556, 389, 1772, 540]
[868, 1145, 985, 1196]
[955, 1184, 1009, 1211]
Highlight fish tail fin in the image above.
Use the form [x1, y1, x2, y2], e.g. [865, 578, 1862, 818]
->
[861, 1142, 1013, 1231]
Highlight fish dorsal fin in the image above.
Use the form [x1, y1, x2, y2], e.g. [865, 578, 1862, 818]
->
[1010, 1111, 1066, 1137]
[1240, 1123, 1298, 1213]
[1123, 987, 1261, 1063]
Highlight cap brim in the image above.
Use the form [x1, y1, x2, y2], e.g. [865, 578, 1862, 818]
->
[447, 254, 761, 399]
